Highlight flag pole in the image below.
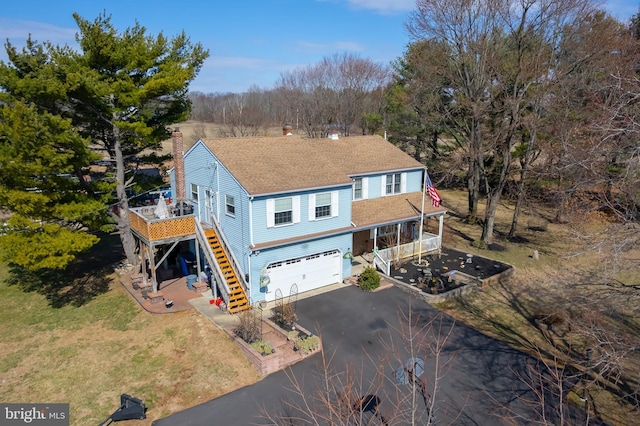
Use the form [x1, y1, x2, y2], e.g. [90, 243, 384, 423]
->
[418, 168, 426, 264]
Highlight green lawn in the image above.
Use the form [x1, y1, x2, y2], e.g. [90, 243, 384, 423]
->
[0, 263, 259, 425]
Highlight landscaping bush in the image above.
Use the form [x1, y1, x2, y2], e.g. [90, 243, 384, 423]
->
[250, 340, 273, 356]
[272, 301, 298, 329]
[293, 334, 320, 354]
[234, 310, 261, 343]
[358, 266, 381, 292]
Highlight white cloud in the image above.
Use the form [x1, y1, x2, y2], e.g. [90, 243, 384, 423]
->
[0, 18, 77, 45]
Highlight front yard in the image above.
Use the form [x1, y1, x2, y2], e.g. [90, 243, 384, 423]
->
[0, 264, 260, 426]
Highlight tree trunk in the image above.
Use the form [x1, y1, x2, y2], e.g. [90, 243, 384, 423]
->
[113, 124, 137, 266]
[509, 130, 537, 238]
[467, 120, 482, 222]
[481, 146, 513, 246]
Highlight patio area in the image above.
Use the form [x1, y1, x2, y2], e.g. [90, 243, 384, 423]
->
[118, 268, 212, 314]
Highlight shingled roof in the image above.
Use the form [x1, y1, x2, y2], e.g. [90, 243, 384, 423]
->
[351, 192, 447, 229]
[202, 135, 424, 196]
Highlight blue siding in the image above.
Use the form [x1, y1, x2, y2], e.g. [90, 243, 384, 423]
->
[178, 141, 252, 275]
[360, 169, 423, 200]
[247, 232, 352, 302]
[172, 139, 426, 305]
[251, 186, 352, 246]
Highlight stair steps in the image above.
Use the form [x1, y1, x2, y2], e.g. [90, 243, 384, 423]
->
[204, 228, 250, 314]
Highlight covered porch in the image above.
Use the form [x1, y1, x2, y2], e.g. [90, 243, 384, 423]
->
[350, 192, 447, 276]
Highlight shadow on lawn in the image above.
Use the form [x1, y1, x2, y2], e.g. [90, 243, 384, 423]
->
[6, 232, 125, 308]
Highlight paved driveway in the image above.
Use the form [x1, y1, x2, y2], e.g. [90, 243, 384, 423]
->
[153, 285, 593, 425]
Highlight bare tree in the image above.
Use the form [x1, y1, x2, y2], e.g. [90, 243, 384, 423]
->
[260, 302, 456, 425]
[275, 53, 390, 138]
[405, 0, 602, 246]
[217, 87, 271, 137]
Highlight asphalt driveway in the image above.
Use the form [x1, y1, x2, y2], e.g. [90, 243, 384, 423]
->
[153, 285, 596, 425]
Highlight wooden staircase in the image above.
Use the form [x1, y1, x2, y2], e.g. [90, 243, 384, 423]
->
[204, 228, 250, 314]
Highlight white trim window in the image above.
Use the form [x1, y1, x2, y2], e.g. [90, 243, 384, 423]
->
[225, 194, 235, 216]
[267, 196, 301, 227]
[275, 198, 293, 225]
[308, 191, 339, 220]
[353, 178, 363, 200]
[191, 183, 199, 201]
[383, 173, 406, 196]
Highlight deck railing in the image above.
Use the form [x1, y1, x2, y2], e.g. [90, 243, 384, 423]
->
[128, 204, 195, 241]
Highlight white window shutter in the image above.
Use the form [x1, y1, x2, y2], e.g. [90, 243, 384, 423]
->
[266, 199, 275, 228]
[292, 196, 301, 223]
[331, 191, 339, 217]
[381, 175, 387, 196]
[308, 194, 316, 221]
[401, 172, 407, 193]
[362, 177, 369, 200]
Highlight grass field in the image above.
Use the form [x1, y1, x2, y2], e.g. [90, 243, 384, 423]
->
[436, 189, 640, 425]
[1, 180, 637, 424]
[0, 263, 260, 425]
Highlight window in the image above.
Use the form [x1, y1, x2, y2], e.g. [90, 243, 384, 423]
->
[267, 196, 300, 227]
[191, 183, 199, 201]
[385, 173, 402, 195]
[308, 191, 338, 221]
[353, 178, 363, 200]
[315, 192, 332, 218]
[274, 197, 293, 225]
[225, 195, 235, 216]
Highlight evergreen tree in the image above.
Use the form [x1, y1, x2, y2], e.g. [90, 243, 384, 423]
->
[0, 12, 209, 267]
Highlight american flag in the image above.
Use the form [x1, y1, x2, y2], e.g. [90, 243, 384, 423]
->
[425, 172, 441, 207]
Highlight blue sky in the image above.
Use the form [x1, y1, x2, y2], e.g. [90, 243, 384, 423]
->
[0, 0, 637, 94]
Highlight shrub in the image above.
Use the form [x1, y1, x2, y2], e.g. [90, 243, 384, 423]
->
[250, 340, 273, 356]
[358, 266, 381, 292]
[293, 335, 320, 354]
[272, 301, 298, 329]
[234, 310, 261, 344]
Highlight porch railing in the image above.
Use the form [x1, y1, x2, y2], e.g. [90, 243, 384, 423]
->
[373, 251, 390, 276]
[375, 232, 441, 272]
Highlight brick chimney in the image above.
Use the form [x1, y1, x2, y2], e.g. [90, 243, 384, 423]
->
[172, 128, 186, 202]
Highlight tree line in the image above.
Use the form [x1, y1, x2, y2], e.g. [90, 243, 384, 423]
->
[1, 1, 638, 269]
[190, 0, 639, 250]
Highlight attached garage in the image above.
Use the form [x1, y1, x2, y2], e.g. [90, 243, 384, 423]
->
[263, 249, 342, 302]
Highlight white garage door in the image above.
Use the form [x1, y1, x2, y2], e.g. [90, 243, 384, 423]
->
[264, 250, 341, 302]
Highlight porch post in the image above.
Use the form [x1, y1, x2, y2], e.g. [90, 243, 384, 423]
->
[141, 242, 148, 289]
[438, 214, 444, 249]
[195, 237, 202, 282]
[396, 223, 401, 260]
[149, 243, 158, 294]
[373, 227, 378, 251]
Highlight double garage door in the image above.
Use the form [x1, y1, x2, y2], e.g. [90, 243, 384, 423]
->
[264, 250, 341, 302]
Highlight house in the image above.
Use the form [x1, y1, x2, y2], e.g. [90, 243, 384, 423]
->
[129, 129, 446, 313]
